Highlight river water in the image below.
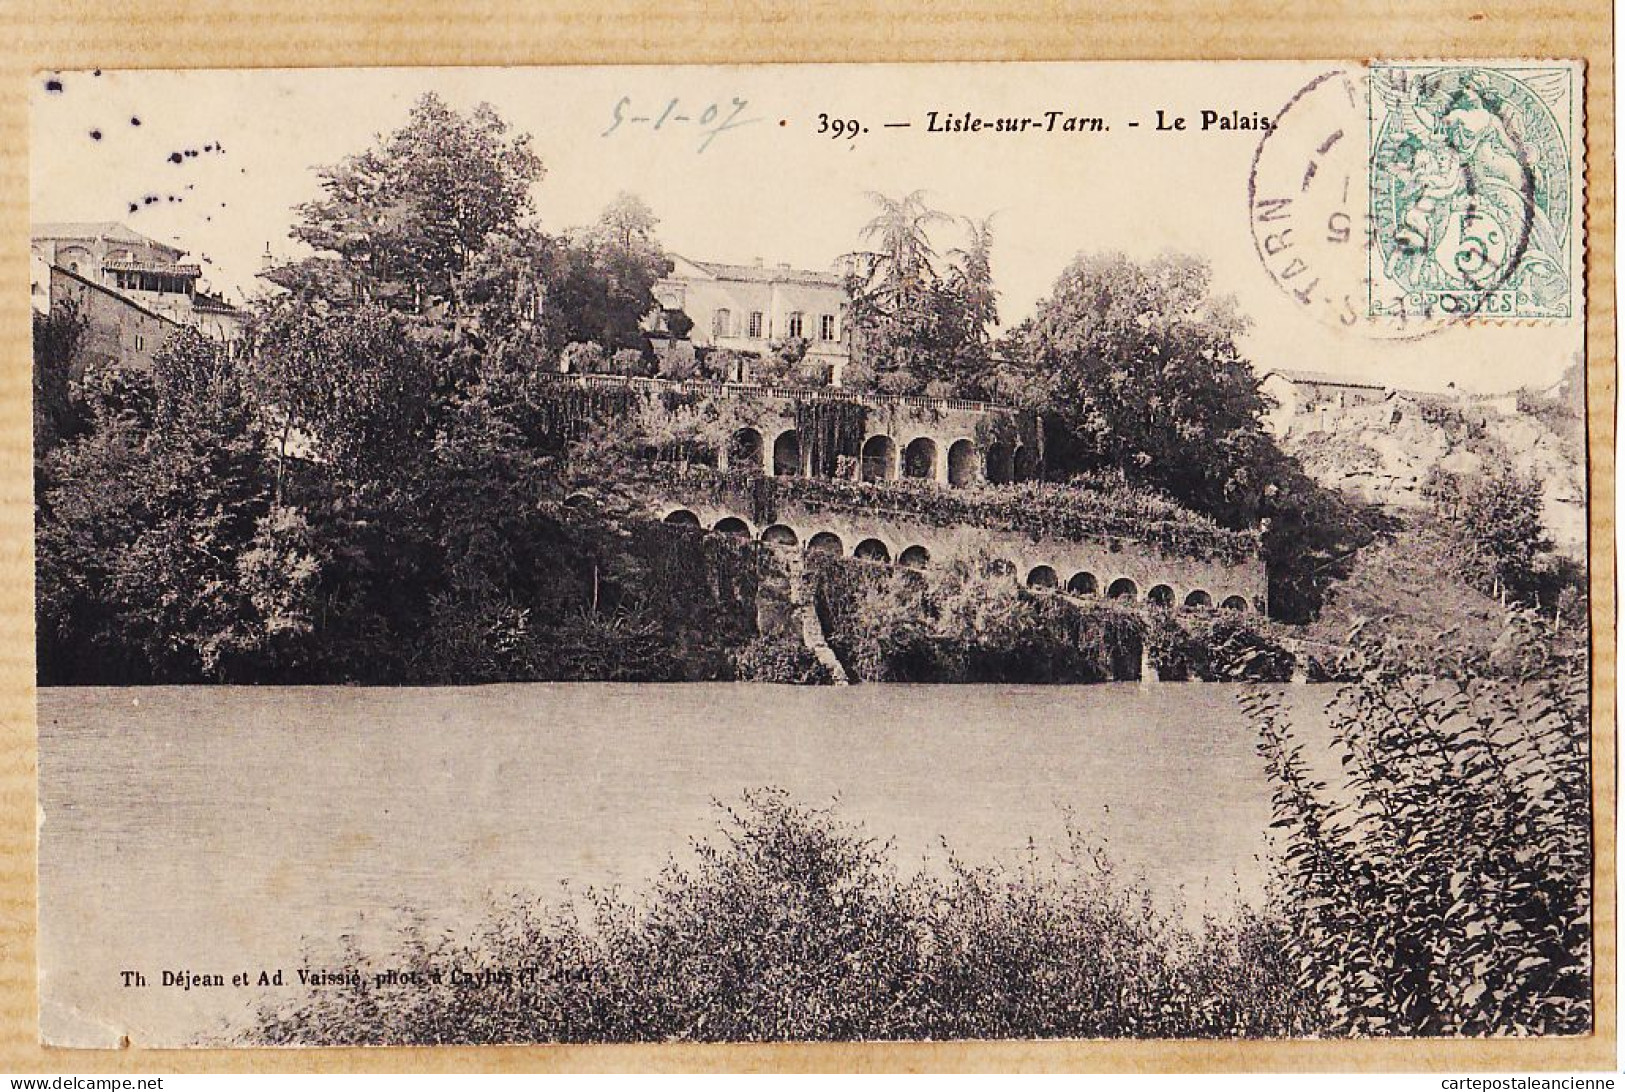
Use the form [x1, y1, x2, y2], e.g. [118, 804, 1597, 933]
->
[37, 682, 1341, 1046]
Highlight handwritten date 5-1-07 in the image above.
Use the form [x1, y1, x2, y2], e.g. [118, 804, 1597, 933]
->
[602, 96, 760, 153]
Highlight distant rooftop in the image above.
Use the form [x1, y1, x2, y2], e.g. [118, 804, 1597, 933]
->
[672, 255, 844, 289]
[1261, 368, 1388, 392]
[32, 221, 184, 258]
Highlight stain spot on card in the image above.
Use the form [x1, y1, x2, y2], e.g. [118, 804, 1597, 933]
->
[44, 78, 63, 93]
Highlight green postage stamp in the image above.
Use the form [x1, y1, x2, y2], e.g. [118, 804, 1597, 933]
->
[1368, 62, 1579, 321]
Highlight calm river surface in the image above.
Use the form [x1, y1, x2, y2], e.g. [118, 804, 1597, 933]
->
[38, 682, 1340, 1046]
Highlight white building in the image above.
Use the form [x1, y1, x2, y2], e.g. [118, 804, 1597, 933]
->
[653, 255, 849, 382]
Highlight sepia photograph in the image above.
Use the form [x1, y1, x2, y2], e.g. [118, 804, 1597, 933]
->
[26, 60, 1595, 1051]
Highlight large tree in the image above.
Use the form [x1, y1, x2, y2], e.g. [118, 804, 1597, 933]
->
[947, 213, 999, 342]
[1011, 252, 1272, 521]
[844, 193, 997, 396]
[287, 92, 543, 315]
[36, 332, 316, 682]
[458, 193, 671, 363]
[1009, 251, 1382, 621]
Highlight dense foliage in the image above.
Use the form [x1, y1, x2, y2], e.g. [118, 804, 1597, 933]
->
[809, 553, 1293, 684]
[1424, 461, 1582, 615]
[644, 464, 1259, 564]
[33, 97, 748, 686]
[251, 789, 1315, 1044]
[1001, 252, 1383, 622]
[32, 300, 84, 463]
[286, 92, 543, 313]
[1245, 623, 1591, 1036]
[842, 193, 1002, 398]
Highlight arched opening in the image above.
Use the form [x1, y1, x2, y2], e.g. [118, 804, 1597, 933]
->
[861, 434, 897, 482]
[1026, 565, 1059, 589]
[728, 428, 764, 473]
[1067, 571, 1098, 596]
[898, 545, 931, 568]
[1184, 590, 1213, 608]
[902, 437, 938, 480]
[662, 508, 700, 527]
[761, 524, 798, 547]
[1108, 577, 1138, 601]
[772, 430, 802, 477]
[986, 442, 1015, 484]
[854, 538, 892, 563]
[1221, 595, 1249, 611]
[1013, 444, 1039, 482]
[1148, 584, 1175, 607]
[984, 558, 1016, 578]
[714, 517, 751, 538]
[947, 439, 979, 488]
[806, 531, 844, 555]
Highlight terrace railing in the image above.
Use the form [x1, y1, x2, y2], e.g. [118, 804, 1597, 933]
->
[550, 371, 1013, 416]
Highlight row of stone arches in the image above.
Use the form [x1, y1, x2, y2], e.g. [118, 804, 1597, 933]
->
[662, 509, 935, 568]
[661, 507, 1254, 612]
[1019, 564, 1249, 611]
[727, 427, 1036, 487]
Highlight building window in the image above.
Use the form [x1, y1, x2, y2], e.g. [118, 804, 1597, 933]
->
[788, 312, 804, 339]
[820, 314, 836, 341]
[713, 308, 732, 337]
[748, 311, 764, 339]
[134, 334, 145, 351]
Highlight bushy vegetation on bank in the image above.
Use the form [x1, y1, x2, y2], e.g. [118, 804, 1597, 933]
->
[1245, 624, 1591, 1036]
[33, 333, 765, 685]
[251, 789, 1317, 1045]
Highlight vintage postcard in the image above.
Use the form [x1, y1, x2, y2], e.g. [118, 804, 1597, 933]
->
[28, 60, 1597, 1052]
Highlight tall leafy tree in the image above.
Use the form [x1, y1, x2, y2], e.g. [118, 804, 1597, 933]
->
[947, 213, 999, 342]
[855, 190, 949, 311]
[459, 193, 671, 361]
[1012, 252, 1270, 519]
[1439, 463, 1554, 605]
[567, 192, 673, 353]
[288, 92, 543, 315]
[845, 194, 998, 396]
[1009, 251, 1381, 621]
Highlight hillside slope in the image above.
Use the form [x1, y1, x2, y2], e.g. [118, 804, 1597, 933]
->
[1275, 366, 1586, 558]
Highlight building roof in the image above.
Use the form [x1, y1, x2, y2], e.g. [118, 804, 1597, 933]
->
[192, 290, 242, 315]
[32, 221, 185, 260]
[671, 254, 845, 289]
[1260, 368, 1388, 391]
[49, 263, 182, 328]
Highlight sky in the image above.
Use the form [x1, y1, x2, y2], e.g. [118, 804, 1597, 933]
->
[30, 63, 1583, 394]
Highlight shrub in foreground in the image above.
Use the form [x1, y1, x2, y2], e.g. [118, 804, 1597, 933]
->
[251, 790, 1316, 1044]
[1244, 620, 1591, 1036]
